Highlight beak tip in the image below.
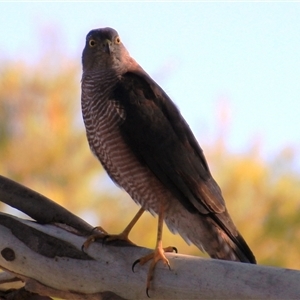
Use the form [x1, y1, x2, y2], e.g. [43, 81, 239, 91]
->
[103, 39, 112, 54]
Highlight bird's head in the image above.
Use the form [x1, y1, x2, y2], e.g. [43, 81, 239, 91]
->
[82, 27, 130, 73]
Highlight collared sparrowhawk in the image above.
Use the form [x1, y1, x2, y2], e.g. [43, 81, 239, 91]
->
[81, 27, 256, 292]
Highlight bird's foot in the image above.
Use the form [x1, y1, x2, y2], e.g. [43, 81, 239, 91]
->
[132, 246, 177, 297]
[82, 226, 136, 251]
[102, 230, 136, 245]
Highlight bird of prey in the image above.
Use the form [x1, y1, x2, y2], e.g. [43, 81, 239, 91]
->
[81, 27, 256, 292]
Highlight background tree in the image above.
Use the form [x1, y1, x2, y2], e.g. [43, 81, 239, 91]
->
[0, 50, 300, 272]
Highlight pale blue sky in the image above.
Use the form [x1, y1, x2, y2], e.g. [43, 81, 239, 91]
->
[1, 2, 300, 168]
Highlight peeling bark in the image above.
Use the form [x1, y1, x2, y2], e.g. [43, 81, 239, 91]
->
[0, 175, 300, 299]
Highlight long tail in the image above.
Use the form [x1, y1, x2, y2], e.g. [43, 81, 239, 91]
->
[207, 212, 256, 264]
[165, 207, 256, 264]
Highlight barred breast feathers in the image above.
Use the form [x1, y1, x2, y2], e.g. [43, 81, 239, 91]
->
[81, 70, 170, 212]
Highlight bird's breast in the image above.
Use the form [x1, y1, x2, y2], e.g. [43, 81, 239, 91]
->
[81, 73, 172, 213]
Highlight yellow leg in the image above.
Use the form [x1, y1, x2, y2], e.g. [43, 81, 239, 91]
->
[82, 207, 145, 250]
[117, 206, 145, 241]
[132, 206, 177, 297]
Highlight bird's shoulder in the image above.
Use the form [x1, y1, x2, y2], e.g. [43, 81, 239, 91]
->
[115, 69, 210, 169]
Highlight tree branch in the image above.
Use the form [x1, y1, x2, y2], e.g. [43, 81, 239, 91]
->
[0, 175, 300, 299]
[0, 175, 93, 235]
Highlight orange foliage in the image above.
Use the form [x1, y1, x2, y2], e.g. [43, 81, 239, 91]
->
[1, 57, 300, 270]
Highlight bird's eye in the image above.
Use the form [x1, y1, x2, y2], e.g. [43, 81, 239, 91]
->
[89, 39, 96, 47]
[115, 36, 121, 44]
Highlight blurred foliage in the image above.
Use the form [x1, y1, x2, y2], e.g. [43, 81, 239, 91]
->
[0, 54, 300, 274]
[0, 55, 104, 213]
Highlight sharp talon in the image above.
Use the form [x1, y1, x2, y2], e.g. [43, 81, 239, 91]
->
[81, 244, 85, 253]
[146, 288, 150, 298]
[167, 262, 171, 271]
[173, 247, 178, 253]
[132, 259, 140, 272]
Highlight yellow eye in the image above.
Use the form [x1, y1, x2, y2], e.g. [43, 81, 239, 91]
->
[115, 36, 121, 44]
[89, 39, 96, 47]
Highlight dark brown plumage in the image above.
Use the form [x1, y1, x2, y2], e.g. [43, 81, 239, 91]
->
[81, 27, 256, 283]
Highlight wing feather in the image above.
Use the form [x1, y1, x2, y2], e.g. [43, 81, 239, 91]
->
[113, 70, 225, 214]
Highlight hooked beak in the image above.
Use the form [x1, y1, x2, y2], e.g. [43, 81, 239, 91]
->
[103, 39, 112, 54]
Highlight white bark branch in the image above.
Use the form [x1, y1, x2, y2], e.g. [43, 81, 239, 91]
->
[0, 175, 300, 299]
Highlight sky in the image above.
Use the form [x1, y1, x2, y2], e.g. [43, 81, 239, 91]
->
[1, 2, 300, 169]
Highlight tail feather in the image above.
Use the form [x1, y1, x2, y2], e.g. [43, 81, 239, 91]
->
[164, 205, 256, 264]
[210, 228, 256, 264]
[208, 212, 256, 264]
